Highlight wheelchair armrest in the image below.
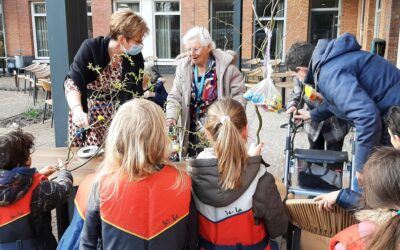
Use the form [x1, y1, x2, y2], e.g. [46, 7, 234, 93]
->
[294, 149, 348, 164]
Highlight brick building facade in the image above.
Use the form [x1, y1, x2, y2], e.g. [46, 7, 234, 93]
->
[0, 0, 399, 69]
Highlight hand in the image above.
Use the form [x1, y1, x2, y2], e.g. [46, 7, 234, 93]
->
[143, 91, 155, 98]
[166, 118, 177, 126]
[293, 109, 311, 121]
[285, 106, 297, 115]
[39, 165, 58, 177]
[356, 171, 364, 187]
[72, 108, 89, 128]
[313, 190, 340, 211]
[248, 142, 264, 156]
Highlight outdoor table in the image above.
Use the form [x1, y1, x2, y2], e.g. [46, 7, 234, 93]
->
[32, 147, 103, 239]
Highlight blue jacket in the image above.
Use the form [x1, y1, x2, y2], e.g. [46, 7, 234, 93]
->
[306, 33, 400, 173]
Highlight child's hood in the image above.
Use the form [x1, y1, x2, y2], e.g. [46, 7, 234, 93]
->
[0, 167, 36, 206]
[190, 156, 263, 207]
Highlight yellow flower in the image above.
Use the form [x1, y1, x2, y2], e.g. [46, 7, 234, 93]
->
[112, 82, 122, 90]
[97, 115, 105, 121]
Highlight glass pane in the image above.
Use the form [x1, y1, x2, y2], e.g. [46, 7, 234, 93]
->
[256, 0, 285, 18]
[309, 11, 338, 46]
[87, 1, 92, 13]
[211, 0, 234, 50]
[155, 15, 180, 59]
[116, 2, 139, 12]
[254, 20, 284, 59]
[377, 0, 381, 9]
[311, 0, 339, 8]
[155, 2, 179, 12]
[34, 3, 46, 14]
[35, 16, 49, 57]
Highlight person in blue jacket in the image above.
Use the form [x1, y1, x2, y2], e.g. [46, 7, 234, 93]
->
[285, 32, 400, 207]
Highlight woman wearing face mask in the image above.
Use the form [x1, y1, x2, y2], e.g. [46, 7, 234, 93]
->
[64, 9, 148, 147]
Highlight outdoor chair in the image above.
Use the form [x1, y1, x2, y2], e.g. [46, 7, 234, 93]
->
[271, 71, 294, 107]
[244, 66, 264, 88]
[285, 199, 357, 250]
[14, 62, 40, 93]
[145, 55, 159, 73]
[241, 58, 261, 75]
[28, 64, 51, 105]
[40, 79, 53, 128]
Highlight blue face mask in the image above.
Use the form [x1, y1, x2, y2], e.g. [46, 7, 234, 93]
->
[122, 43, 143, 56]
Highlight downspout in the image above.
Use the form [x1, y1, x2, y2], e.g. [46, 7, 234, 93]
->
[359, 0, 366, 46]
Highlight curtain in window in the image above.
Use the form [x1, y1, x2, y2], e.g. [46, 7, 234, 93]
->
[35, 16, 49, 57]
[156, 15, 180, 59]
[156, 16, 171, 58]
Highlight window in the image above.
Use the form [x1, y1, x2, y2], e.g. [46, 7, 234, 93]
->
[31, 3, 49, 58]
[211, 0, 234, 50]
[254, 0, 285, 59]
[113, 0, 140, 12]
[87, 1, 93, 38]
[154, 1, 180, 59]
[0, 0, 5, 57]
[309, 0, 339, 46]
[374, 0, 381, 38]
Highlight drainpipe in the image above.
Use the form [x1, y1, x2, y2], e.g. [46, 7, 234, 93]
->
[359, 0, 366, 46]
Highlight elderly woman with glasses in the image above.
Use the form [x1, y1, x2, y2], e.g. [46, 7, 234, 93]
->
[166, 26, 246, 157]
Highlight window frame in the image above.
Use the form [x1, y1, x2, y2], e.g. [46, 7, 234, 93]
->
[153, 0, 181, 61]
[374, 0, 381, 38]
[87, 1, 93, 38]
[31, 2, 49, 59]
[0, 0, 6, 57]
[113, 0, 141, 13]
[253, 0, 286, 60]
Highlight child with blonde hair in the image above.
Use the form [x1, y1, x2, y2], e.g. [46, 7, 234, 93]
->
[80, 99, 197, 250]
[330, 147, 400, 250]
[190, 98, 288, 249]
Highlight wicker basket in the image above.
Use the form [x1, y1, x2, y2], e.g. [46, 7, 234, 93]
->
[286, 199, 358, 238]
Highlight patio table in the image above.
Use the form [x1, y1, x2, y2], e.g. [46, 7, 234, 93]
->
[32, 147, 103, 239]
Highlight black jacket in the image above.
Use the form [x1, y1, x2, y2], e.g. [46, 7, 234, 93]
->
[66, 36, 144, 112]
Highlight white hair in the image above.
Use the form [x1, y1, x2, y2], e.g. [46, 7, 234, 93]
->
[182, 26, 216, 49]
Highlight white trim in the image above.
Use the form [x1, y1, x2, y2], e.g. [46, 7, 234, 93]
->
[152, 0, 181, 60]
[374, 0, 381, 38]
[337, 0, 341, 36]
[31, 2, 49, 59]
[397, 28, 400, 69]
[112, 0, 141, 13]
[311, 7, 339, 12]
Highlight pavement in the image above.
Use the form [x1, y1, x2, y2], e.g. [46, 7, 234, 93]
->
[0, 74, 356, 179]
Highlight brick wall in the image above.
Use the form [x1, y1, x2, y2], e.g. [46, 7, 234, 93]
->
[181, 0, 195, 50]
[361, 0, 376, 51]
[92, 0, 112, 37]
[241, 0, 253, 60]
[285, 0, 309, 53]
[340, 0, 359, 36]
[384, 0, 400, 64]
[4, 0, 34, 57]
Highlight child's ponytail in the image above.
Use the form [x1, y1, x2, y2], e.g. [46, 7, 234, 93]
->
[205, 98, 247, 190]
[366, 212, 400, 249]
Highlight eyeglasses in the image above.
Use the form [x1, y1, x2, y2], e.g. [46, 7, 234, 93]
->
[186, 47, 203, 54]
